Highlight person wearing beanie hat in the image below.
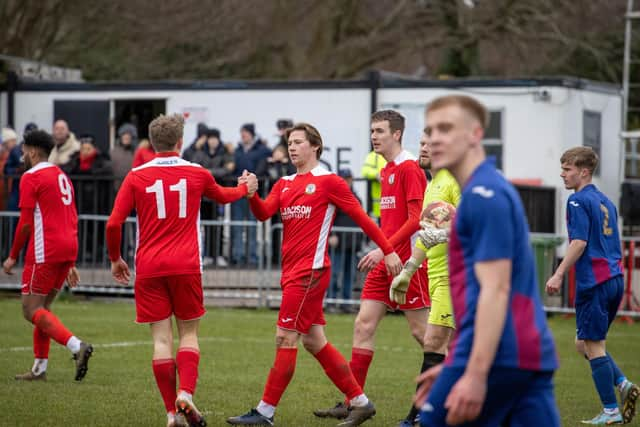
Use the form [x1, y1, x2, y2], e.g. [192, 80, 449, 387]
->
[2, 128, 18, 146]
[112, 123, 138, 186]
[241, 123, 255, 138]
[23, 122, 38, 135]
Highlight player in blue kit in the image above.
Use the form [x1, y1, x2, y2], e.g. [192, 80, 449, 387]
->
[415, 94, 560, 427]
[546, 146, 639, 425]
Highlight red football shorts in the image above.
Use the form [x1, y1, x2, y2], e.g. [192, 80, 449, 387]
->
[134, 274, 205, 323]
[21, 262, 74, 295]
[277, 268, 330, 334]
[361, 261, 430, 310]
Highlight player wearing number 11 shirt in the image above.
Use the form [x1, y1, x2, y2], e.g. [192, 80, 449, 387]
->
[3, 130, 93, 384]
[106, 114, 255, 427]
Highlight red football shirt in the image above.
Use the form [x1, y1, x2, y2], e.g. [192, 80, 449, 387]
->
[18, 162, 78, 264]
[249, 165, 394, 281]
[106, 153, 248, 278]
[379, 151, 426, 258]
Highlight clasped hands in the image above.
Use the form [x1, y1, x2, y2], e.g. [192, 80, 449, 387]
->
[238, 170, 258, 197]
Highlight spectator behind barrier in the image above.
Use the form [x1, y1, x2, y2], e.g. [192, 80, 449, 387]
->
[49, 120, 80, 171]
[231, 123, 272, 266]
[0, 128, 19, 210]
[111, 123, 137, 189]
[2, 123, 35, 211]
[67, 134, 113, 214]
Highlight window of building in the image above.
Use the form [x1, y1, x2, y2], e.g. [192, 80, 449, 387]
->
[483, 110, 503, 170]
[583, 110, 601, 176]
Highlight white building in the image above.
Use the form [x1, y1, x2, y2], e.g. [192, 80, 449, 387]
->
[0, 74, 622, 238]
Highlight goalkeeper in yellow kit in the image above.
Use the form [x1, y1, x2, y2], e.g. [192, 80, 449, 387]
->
[390, 132, 461, 426]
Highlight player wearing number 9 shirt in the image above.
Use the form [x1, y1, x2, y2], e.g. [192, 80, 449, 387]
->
[3, 130, 93, 384]
[106, 114, 253, 427]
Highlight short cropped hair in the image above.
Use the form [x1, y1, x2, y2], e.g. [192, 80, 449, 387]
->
[371, 110, 405, 141]
[285, 122, 323, 159]
[149, 114, 184, 152]
[560, 146, 599, 174]
[24, 129, 55, 156]
[426, 95, 490, 130]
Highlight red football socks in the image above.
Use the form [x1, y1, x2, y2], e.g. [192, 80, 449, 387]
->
[349, 347, 374, 389]
[176, 347, 200, 395]
[31, 308, 72, 347]
[261, 347, 298, 406]
[152, 358, 177, 413]
[33, 326, 50, 359]
[314, 343, 362, 400]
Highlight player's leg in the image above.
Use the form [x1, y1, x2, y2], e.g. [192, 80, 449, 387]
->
[227, 327, 299, 425]
[175, 318, 206, 427]
[169, 274, 207, 426]
[19, 262, 92, 381]
[304, 324, 376, 426]
[603, 276, 638, 423]
[400, 277, 453, 425]
[351, 299, 387, 386]
[150, 319, 180, 422]
[577, 282, 623, 424]
[16, 289, 55, 381]
[228, 269, 332, 426]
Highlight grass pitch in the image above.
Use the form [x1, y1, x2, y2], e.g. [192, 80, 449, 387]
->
[0, 296, 639, 426]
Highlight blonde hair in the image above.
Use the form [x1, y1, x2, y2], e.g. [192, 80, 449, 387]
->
[426, 95, 490, 130]
[560, 146, 599, 174]
[149, 114, 184, 152]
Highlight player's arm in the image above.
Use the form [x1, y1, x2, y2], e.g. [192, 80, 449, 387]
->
[248, 180, 281, 221]
[329, 178, 401, 275]
[2, 208, 34, 274]
[203, 172, 248, 204]
[3, 174, 37, 274]
[106, 175, 135, 284]
[546, 195, 588, 294]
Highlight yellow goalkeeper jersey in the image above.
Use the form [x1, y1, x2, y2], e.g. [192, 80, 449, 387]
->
[416, 169, 461, 280]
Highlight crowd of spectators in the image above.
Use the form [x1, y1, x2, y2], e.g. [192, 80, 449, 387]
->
[1, 118, 364, 298]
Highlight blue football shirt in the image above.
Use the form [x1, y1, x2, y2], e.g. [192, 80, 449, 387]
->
[447, 160, 558, 371]
[566, 184, 623, 291]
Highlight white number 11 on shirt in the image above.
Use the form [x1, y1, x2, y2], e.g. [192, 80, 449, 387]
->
[145, 178, 187, 219]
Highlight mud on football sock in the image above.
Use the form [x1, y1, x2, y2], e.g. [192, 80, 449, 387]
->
[349, 347, 374, 390]
[314, 343, 363, 400]
[33, 326, 50, 360]
[31, 308, 73, 348]
[176, 347, 200, 395]
[262, 347, 297, 406]
[590, 356, 618, 409]
[152, 358, 177, 413]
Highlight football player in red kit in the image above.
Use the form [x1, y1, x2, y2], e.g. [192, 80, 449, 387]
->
[106, 114, 256, 427]
[3, 130, 93, 383]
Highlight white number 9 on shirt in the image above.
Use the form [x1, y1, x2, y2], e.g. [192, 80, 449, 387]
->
[58, 174, 73, 206]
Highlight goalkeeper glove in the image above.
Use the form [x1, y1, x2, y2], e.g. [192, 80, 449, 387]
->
[389, 257, 420, 304]
[418, 226, 449, 249]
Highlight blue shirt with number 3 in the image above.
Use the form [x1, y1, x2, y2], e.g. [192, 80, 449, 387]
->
[566, 184, 623, 291]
